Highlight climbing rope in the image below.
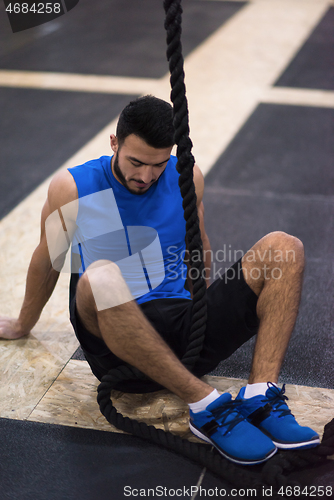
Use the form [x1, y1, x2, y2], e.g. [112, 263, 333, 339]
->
[97, 1, 334, 496]
[163, 0, 207, 371]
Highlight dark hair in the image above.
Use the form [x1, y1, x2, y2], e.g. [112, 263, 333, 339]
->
[116, 95, 175, 148]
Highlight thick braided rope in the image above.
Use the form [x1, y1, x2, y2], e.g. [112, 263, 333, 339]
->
[163, 0, 207, 370]
[98, 367, 334, 497]
[97, 366, 279, 493]
[161, 0, 334, 486]
[97, 0, 334, 494]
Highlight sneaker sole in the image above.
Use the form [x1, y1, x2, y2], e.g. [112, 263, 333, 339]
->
[189, 422, 277, 465]
[272, 437, 321, 450]
[259, 429, 321, 450]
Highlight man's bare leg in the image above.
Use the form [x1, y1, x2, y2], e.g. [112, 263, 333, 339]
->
[75, 260, 212, 403]
[241, 231, 305, 384]
[239, 234, 319, 449]
[75, 230, 303, 405]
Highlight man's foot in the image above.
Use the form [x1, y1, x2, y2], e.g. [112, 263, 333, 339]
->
[236, 383, 321, 450]
[189, 393, 277, 465]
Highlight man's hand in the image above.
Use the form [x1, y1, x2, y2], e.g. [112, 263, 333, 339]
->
[0, 317, 29, 340]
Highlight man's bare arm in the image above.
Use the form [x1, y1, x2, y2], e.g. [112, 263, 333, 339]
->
[185, 164, 212, 293]
[198, 201, 211, 285]
[0, 170, 78, 339]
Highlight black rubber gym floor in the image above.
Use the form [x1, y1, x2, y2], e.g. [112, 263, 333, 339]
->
[1, 418, 333, 500]
[0, 0, 245, 77]
[0, 89, 137, 218]
[275, 6, 334, 91]
[0, 1, 333, 499]
[205, 103, 334, 389]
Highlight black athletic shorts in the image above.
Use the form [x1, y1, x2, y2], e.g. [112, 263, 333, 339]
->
[69, 259, 259, 392]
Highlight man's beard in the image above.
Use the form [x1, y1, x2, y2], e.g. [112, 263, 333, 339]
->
[113, 151, 131, 190]
[112, 151, 163, 195]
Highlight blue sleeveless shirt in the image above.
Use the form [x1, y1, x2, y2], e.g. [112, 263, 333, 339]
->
[68, 155, 191, 304]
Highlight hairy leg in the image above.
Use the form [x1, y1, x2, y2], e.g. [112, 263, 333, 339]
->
[76, 260, 212, 403]
[241, 231, 305, 384]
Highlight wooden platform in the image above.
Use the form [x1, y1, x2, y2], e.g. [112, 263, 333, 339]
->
[2, 354, 332, 452]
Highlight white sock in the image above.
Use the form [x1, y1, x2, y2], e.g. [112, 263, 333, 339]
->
[188, 389, 220, 413]
[244, 382, 277, 399]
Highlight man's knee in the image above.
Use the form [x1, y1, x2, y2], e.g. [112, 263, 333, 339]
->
[242, 232, 304, 294]
[80, 259, 133, 311]
[264, 231, 305, 272]
[78, 260, 122, 292]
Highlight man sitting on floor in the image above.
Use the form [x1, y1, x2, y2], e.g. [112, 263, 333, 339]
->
[0, 95, 320, 465]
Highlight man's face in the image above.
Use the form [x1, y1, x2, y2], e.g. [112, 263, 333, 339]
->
[110, 134, 172, 195]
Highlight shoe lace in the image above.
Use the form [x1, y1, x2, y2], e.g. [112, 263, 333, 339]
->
[210, 400, 245, 435]
[266, 382, 292, 418]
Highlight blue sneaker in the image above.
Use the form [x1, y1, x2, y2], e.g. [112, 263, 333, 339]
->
[189, 393, 277, 465]
[236, 384, 321, 450]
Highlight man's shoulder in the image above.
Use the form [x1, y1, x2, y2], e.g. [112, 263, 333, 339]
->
[68, 156, 109, 174]
[168, 154, 177, 164]
[48, 169, 78, 212]
[67, 156, 112, 198]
